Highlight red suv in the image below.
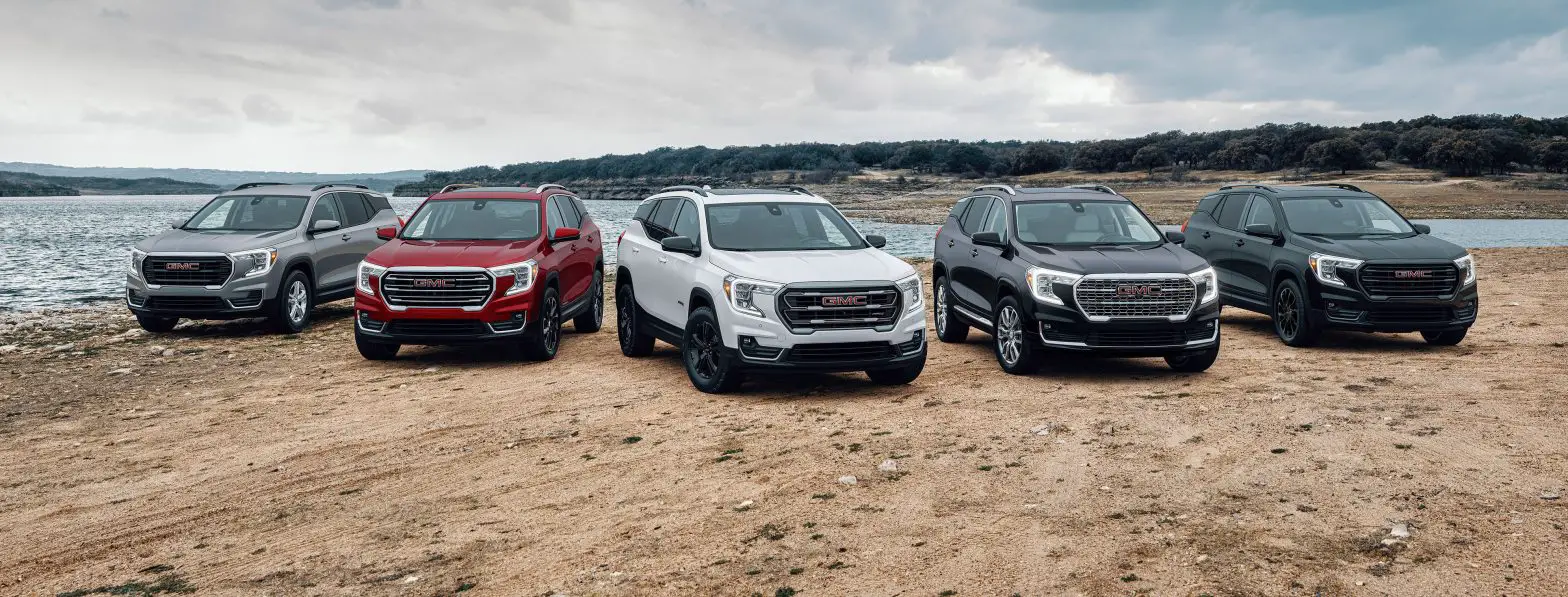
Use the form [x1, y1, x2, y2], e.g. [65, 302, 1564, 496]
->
[353, 184, 604, 360]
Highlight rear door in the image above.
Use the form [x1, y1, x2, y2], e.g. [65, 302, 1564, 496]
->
[1204, 193, 1251, 297]
[334, 193, 382, 276]
[658, 198, 704, 328]
[619, 199, 661, 316]
[1230, 194, 1280, 301]
[948, 195, 995, 313]
[306, 194, 357, 293]
[970, 198, 1009, 315]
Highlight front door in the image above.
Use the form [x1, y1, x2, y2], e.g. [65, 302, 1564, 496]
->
[543, 195, 580, 307]
[948, 195, 995, 314]
[306, 194, 357, 293]
[1230, 194, 1280, 302]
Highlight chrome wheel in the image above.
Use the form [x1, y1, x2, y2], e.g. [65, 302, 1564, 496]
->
[286, 280, 308, 324]
[935, 285, 948, 337]
[687, 320, 721, 381]
[996, 305, 1022, 366]
[543, 295, 560, 352]
[1276, 285, 1300, 340]
[618, 287, 634, 347]
[592, 276, 604, 328]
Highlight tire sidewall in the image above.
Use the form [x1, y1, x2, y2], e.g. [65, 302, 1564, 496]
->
[539, 287, 561, 357]
[992, 296, 1035, 374]
[1272, 277, 1315, 346]
[617, 283, 637, 353]
[682, 307, 735, 392]
[275, 270, 312, 333]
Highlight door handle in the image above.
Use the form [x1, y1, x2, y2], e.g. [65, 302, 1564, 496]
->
[657, 257, 669, 264]
[1234, 239, 1245, 247]
[631, 247, 640, 253]
[1202, 232, 1211, 239]
[947, 239, 955, 248]
[970, 249, 979, 257]
[340, 233, 351, 241]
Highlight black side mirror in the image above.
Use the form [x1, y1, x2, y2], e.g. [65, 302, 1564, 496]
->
[971, 231, 1004, 247]
[1244, 224, 1279, 238]
[309, 219, 341, 233]
[864, 234, 887, 249]
[1413, 224, 1431, 234]
[660, 235, 699, 255]
[1164, 230, 1186, 244]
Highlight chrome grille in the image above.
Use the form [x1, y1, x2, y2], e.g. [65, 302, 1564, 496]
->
[777, 285, 900, 332]
[143, 256, 232, 286]
[1073, 276, 1195, 320]
[1359, 264, 1458, 297]
[381, 271, 493, 308]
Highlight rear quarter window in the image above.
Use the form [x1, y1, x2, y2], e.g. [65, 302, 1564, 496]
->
[948, 197, 972, 222]
[1196, 194, 1222, 214]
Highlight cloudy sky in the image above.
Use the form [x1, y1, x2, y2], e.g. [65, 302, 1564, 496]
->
[2, 0, 1565, 173]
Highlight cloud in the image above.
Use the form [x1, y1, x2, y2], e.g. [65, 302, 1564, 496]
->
[317, 0, 402, 10]
[241, 94, 293, 125]
[82, 98, 238, 135]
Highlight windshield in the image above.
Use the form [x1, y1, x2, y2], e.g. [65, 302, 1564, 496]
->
[706, 202, 867, 251]
[401, 199, 541, 241]
[183, 195, 309, 231]
[1014, 201, 1164, 245]
[1280, 197, 1415, 236]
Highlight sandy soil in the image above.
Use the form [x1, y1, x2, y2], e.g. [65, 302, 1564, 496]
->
[3, 248, 1567, 596]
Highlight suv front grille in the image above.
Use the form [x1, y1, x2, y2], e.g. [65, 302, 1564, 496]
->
[381, 271, 493, 308]
[143, 256, 233, 286]
[1359, 264, 1458, 297]
[778, 285, 900, 332]
[787, 341, 897, 363]
[1368, 306, 1454, 324]
[1073, 277, 1196, 320]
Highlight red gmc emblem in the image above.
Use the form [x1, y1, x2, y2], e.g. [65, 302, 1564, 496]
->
[821, 295, 868, 307]
[1116, 285, 1158, 297]
[165, 262, 200, 271]
[1394, 270, 1431, 279]
[413, 279, 451, 288]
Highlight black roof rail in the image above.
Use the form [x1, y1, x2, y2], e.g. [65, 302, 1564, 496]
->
[1302, 182, 1365, 193]
[232, 182, 287, 191]
[658, 185, 711, 197]
[973, 184, 1016, 196]
[532, 183, 569, 194]
[436, 183, 479, 194]
[1067, 184, 1121, 196]
[311, 183, 371, 191]
[1219, 183, 1277, 192]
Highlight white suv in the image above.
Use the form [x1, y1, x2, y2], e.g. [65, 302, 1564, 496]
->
[615, 186, 927, 393]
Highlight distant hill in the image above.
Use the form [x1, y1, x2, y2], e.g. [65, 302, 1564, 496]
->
[0, 162, 431, 193]
[0, 171, 225, 197]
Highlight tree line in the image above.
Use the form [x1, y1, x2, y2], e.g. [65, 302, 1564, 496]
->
[400, 113, 1568, 194]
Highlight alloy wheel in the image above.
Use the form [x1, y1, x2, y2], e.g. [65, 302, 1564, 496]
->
[935, 285, 948, 336]
[996, 305, 1022, 365]
[1276, 286, 1300, 340]
[543, 296, 560, 352]
[592, 276, 604, 328]
[688, 320, 721, 380]
[618, 288, 634, 347]
[286, 281, 308, 324]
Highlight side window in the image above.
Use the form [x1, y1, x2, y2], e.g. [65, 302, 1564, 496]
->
[948, 197, 972, 222]
[959, 196, 994, 235]
[649, 198, 680, 231]
[1215, 194, 1247, 230]
[634, 199, 657, 222]
[571, 197, 590, 224]
[310, 195, 341, 226]
[1243, 195, 1278, 230]
[364, 193, 392, 215]
[981, 199, 1008, 238]
[545, 195, 566, 235]
[672, 199, 701, 240]
[335, 193, 372, 227]
[1196, 194, 1222, 215]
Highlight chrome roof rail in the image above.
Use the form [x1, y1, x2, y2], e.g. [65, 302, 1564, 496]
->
[311, 183, 370, 191]
[436, 183, 479, 194]
[972, 184, 1016, 196]
[232, 182, 287, 191]
[1302, 182, 1365, 192]
[658, 185, 711, 197]
[1218, 183, 1277, 192]
[533, 183, 569, 194]
[1067, 184, 1120, 196]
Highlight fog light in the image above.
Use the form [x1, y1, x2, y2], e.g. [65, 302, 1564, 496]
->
[1040, 322, 1053, 330]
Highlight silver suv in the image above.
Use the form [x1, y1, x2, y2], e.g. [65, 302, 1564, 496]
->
[126, 182, 401, 333]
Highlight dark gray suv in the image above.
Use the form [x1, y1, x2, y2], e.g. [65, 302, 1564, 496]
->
[126, 182, 401, 333]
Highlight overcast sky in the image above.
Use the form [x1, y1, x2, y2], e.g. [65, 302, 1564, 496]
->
[2, 0, 1565, 173]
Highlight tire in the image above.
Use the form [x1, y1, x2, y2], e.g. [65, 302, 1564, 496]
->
[1421, 328, 1468, 346]
[992, 296, 1038, 375]
[573, 270, 605, 332]
[1272, 277, 1320, 347]
[271, 270, 313, 334]
[866, 357, 925, 385]
[616, 282, 655, 357]
[135, 314, 179, 333]
[933, 274, 969, 343]
[520, 286, 561, 361]
[1166, 333, 1220, 373]
[682, 306, 744, 393]
[354, 328, 400, 360]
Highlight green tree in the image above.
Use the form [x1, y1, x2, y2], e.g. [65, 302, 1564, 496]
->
[1303, 137, 1368, 174]
[1131, 144, 1171, 174]
[1424, 134, 1487, 176]
[1010, 142, 1066, 175]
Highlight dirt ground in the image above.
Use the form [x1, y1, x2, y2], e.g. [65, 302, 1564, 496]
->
[2, 248, 1566, 596]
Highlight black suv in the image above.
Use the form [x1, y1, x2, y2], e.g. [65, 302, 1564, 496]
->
[932, 184, 1221, 374]
[1181, 183, 1477, 347]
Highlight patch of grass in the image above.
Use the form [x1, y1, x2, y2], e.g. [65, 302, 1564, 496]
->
[977, 465, 994, 471]
[776, 588, 798, 597]
[715, 455, 733, 463]
[827, 561, 847, 570]
[757, 523, 787, 541]
[456, 582, 477, 592]
[811, 492, 836, 500]
[1270, 448, 1288, 454]
[847, 443, 863, 453]
[939, 591, 958, 596]
[622, 436, 642, 444]
[57, 574, 196, 597]
[810, 533, 824, 540]
[789, 567, 805, 575]
[1184, 435, 1204, 444]
[1395, 443, 1413, 450]
[723, 448, 745, 455]
[1120, 573, 1141, 582]
[581, 454, 596, 460]
[872, 431, 893, 436]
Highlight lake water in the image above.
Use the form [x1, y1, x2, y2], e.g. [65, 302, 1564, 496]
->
[2, 195, 1564, 311]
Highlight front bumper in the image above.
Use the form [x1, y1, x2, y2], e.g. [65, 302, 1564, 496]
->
[1030, 298, 1222, 356]
[1312, 283, 1479, 333]
[720, 290, 929, 372]
[125, 273, 273, 320]
[353, 287, 535, 345]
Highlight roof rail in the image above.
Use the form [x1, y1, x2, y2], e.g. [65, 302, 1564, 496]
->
[778, 185, 815, 196]
[1302, 182, 1365, 193]
[1067, 184, 1121, 196]
[436, 183, 479, 194]
[232, 182, 287, 191]
[658, 185, 711, 197]
[311, 183, 371, 191]
[973, 184, 1016, 196]
[1219, 183, 1277, 192]
[533, 183, 569, 194]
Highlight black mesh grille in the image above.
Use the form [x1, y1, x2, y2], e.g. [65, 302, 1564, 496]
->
[384, 319, 487, 337]
[144, 296, 228, 311]
[786, 342, 897, 363]
[777, 285, 900, 332]
[381, 271, 493, 308]
[1359, 264, 1459, 297]
[143, 256, 232, 286]
[1367, 306, 1454, 324]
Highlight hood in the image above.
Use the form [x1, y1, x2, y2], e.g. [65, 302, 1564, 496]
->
[1020, 243, 1209, 274]
[1288, 233, 1467, 261]
[137, 228, 297, 254]
[708, 248, 916, 284]
[365, 238, 542, 269]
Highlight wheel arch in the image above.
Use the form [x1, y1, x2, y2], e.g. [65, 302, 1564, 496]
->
[688, 287, 716, 314]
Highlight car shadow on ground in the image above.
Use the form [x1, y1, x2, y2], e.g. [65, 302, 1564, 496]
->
[158, 301, 357, 339]
[940, 337, 1195, 380]
[1219, 312, 1447, 352]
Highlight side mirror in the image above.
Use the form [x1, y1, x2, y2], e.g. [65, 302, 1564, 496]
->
[552, 226, 581, 242]
[376, 226, 398, 241]
[971, 231, 1004, 247]
[1413, 224, 1431, 234]
[1244, 224, 1278, 238]
[660, 235, 699, 255]
[169, 219, 184, 229]
[309, 219, 341, 233]
[1164, 230, 1186, 244]
[864, 234, 887, 249]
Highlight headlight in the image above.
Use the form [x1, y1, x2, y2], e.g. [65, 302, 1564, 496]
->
[1188, 266, 1219, 304]
[489, 260, 537, 296]
[357, 261, 387, 296]
[895, 274, 922, 314]
[230, 248, 277, 279]
[128, 249, 146, 278]
[1454, 254, 1475, 287]
[1308, 253, 1362, 287]
[1026, 267, 1082, 306]
[723, 275, 781, 318]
